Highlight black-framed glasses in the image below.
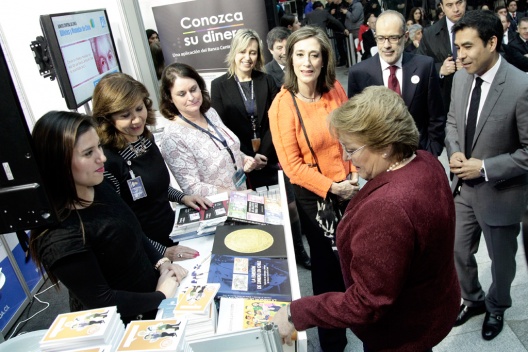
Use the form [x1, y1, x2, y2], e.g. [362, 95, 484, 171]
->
[375, 34, 405, 44]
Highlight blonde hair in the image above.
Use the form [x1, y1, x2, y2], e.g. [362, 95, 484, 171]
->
[226, 28, 265, 77]
[328, 86, 418, 160]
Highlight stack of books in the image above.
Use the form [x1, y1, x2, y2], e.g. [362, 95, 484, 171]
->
[173, 283, 220, 341]
[170, 193, 229, 241]
[115, 318, 187, 351]
[39, 307, 124, 351]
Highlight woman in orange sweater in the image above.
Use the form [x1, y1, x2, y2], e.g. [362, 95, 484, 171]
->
[269, 26, 359, 352]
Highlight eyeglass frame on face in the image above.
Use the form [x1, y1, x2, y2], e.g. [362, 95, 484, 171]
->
[375, 34, 405, 44]
[341, 143, 367, 158]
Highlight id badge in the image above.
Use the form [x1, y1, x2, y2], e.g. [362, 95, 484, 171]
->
[232, 169, 247, 190]
[127, 176, 147, 200]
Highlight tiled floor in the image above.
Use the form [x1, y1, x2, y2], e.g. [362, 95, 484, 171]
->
[293, 66, 528, 352]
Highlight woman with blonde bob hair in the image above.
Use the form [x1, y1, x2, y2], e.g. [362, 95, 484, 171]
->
[273, 86, 460, 352]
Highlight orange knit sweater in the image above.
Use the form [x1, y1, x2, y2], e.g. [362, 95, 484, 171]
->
[269, 82, 354, 198]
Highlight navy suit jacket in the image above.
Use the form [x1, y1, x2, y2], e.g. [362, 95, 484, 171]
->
[264, 59, 284, 89]
[348, 52, 446, 156]
[210, 70, 279, 163]
[505, 34, 528, 72]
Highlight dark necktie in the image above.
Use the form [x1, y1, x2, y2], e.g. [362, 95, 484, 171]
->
[388, 65, 401, 95]
[465, 77, 483, 158]
[451, 30, 457, 61]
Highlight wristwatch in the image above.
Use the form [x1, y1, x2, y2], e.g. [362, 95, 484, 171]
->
[480, 164, 485, 178]
[287, 304, 293, 324]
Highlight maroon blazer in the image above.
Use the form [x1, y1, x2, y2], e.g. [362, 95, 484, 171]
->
[290, 151, 460, 351]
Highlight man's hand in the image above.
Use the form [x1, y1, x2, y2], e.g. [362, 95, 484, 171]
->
[450, 153, 483, 180]
[440, 56, 457, 76]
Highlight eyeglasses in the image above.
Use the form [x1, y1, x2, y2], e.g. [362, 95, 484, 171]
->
[341, 143, 367, 158]
[375, 35, 405, 44]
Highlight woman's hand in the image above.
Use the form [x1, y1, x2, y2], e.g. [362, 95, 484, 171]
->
[159, 262, 188, 282]
[254, 153, 268, 170]
[156, 269, 180, 298]
[330, 178, 360, 200]
[165, 244, 200, 261]
[272, 305, 296, 346]
[243, 155, 257, 173]
[181, 194, 213, 211]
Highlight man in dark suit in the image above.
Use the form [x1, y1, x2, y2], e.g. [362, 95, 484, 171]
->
[348, 10, 446, 156]
[416, 0, 466, 114]
[505, 17, 528, 71]
[304, 1, 349, 35]
[264, 27, 290, 89]
[507, 0, 525, 32]
[360, 15, 378, 60]
[446, 10, 528, 341]
[498, 13, 516, 45]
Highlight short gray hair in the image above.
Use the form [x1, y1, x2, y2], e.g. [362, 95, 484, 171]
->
[408, 24, 423, 40]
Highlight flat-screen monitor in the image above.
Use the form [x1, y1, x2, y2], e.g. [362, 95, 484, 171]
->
[40, 9, 121, 109]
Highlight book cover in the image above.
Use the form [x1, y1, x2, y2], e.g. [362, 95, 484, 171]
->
[116, 319, 187, 351]
[212, 224, 287, 258]
[171, 193, 229, 241]
[41, 307, 117, 344]
[173, 283, 220, 315]
[227, 192, 266, 225]
[217, 297, 289, 333]
[207, 254, 291, 301]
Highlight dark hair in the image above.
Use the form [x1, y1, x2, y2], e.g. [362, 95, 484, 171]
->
[150, 41, 165, 80]
[408, 7, 426, 27]
[452, 10, 503, 48]
[280, 14, 297, 28]
[92, 73, 155, 150]
[146, 29, 158, 40]
[30, 111, 97, 284]
[266, 26, 291, 49]
[159, 63, 211, 120]
[313, 1, 324, 9]
[506, 0, 518, 7]
[495, 5, 506, 13]
[284, 26, 336, 94]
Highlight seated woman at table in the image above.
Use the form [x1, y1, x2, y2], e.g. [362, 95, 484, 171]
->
[92, 73, 211, 262]
[159, 62, 257, 197]
[273, 86, 460, 351]
[29, 111, 188, 323]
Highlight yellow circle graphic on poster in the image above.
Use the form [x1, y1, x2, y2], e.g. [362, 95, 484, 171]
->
[224, 228, 274, 253]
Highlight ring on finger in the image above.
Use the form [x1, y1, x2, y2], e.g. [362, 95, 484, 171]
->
[178, 253, 183, 258]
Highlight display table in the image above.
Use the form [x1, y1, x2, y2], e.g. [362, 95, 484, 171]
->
[158, 171, 307, 352]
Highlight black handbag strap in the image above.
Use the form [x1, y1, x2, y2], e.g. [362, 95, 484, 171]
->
[289, 90, 323, 174]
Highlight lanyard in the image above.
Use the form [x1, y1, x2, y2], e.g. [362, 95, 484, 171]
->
[179, 114, 237, 170]
[234, 76, 258, 138]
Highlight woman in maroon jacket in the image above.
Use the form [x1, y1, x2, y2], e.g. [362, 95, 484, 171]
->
[273, 86, 460, 352]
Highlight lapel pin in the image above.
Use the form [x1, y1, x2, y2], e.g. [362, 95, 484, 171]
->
[411, 75, 420, 84]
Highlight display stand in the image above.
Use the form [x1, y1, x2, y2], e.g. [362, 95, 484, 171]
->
[160, 171, 307, 352]
[0, 232, 45, 339]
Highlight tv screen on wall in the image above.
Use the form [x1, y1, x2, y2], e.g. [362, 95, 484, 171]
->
[40, 9, 121, 109]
